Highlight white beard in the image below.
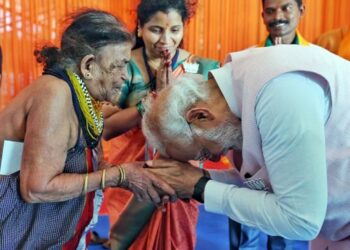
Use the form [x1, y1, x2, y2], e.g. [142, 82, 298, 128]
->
[193, 117, 243, 152]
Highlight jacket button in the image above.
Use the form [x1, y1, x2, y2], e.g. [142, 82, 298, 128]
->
[244, 173, 252, 178]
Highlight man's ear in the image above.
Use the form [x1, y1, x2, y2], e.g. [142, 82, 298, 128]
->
[80, 54, 95, 80]
[185, 107, 215, 124]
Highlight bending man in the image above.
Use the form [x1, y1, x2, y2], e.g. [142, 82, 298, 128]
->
[143, 44, 350, 250]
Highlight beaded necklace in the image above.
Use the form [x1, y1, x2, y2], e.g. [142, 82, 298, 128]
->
[66, 70, 103, 148]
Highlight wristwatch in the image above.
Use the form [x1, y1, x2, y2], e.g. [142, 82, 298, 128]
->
[192, 170, 211, 203]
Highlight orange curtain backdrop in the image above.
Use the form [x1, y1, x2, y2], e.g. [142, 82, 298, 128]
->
[0, 0, 139, 109]
[183, 0, 350, 61]
[1, 0, 350, 108]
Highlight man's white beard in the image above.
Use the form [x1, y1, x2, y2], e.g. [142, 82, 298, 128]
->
[193, 118, 243, 152]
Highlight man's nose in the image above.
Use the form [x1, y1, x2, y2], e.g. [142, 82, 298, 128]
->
[274, 9, 285, 20]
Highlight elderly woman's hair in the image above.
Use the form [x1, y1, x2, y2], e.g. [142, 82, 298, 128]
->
[142, 75, 209, 156]
[35, 9, 134, 70]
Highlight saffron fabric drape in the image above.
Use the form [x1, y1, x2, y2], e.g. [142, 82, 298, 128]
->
[0, 0, 139, 108]
[0, 0, 349, 108]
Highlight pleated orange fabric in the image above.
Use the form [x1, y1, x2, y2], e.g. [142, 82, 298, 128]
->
[1, 0, 350, 109]
[0, 0, 139, 109]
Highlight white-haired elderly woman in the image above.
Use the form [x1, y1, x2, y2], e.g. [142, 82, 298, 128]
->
[0, 9, 175, 249]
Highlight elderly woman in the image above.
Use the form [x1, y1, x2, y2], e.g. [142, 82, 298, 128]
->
[0, 9, 174, 249]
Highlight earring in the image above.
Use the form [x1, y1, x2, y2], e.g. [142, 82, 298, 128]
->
[85, 73, 91, 79]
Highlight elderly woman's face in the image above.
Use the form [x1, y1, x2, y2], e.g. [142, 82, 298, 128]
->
[140, 10, 184, 59]
[89, 42, 132, 105]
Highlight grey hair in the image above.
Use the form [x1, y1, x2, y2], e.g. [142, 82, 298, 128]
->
[142, 75, 209, 156]
[35, 9, 134, 71]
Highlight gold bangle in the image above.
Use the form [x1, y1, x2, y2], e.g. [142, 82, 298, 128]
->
[83, 173, 89, 195]
[118, 167, 123, 186]
[122, 167, 127, 185]
[117, 166, 127, 187]
[101, 169, 106, 190]
[123, 167, 127, 185]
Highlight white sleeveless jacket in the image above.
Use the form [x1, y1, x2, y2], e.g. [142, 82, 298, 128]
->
[216, 45, 350, 241]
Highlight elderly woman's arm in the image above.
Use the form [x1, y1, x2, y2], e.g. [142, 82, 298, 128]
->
[19, 79, 174, 204]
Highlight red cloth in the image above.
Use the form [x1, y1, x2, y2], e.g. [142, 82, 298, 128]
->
[104, 128, 201, 249]
[104, 127, 231, 248]
[129, 200, 199, 250]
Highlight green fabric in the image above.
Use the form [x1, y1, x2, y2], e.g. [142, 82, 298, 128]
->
[118, 56, 219, 108]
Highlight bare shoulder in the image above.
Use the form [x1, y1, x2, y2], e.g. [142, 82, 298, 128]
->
[32, 75, 72, 104]
[0, 75, 77, 156]
[25, 75, 78, 149]
[29, 75, 76, 122]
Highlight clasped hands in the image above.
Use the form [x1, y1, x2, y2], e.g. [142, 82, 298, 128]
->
[155, 49, 175, 91]
[144, 159, 205, 201]
[122, 159, 205, 207]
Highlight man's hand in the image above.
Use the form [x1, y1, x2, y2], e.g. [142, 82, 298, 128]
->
[119, 162, 176, 204]
[145, 159, 204, 199]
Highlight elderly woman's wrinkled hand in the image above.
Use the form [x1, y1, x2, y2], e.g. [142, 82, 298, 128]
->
[145, 159, 204, 199]
[120, 162, 177, 205]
